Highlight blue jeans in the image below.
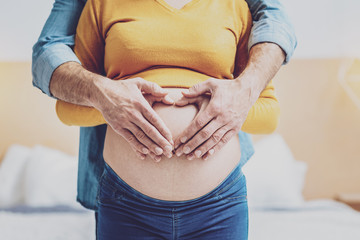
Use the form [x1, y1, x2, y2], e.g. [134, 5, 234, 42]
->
[96, 162, 248, 240]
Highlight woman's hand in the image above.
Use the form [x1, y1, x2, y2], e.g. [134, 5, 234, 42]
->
[91, 77, 175, 161]
[173, 77, 258, 160]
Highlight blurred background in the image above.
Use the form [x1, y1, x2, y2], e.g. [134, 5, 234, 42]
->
[2, 0, 360, 60]
[0, 0, 360, 239]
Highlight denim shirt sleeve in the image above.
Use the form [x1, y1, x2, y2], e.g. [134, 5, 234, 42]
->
[31, 0, 86, 99]
[245, 0, 297, 64]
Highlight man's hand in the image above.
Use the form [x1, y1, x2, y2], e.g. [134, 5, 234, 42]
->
[91, 77, 175, 161]
[173, 78, 254, 160]
[173, 43, 285, 160]
[50, 62, 174, 161]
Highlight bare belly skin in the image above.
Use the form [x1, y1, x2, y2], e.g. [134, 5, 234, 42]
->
[103, 88, 241, 201]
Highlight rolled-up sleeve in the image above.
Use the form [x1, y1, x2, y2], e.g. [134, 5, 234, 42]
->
[31, 0, 86, 99]
[246, 0, 297, 64]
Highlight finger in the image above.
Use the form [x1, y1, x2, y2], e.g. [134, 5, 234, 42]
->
[193, 124, 230, 158]
[186, 152, 195, 161]
[181, 79, 215, 97]
[174, 107, 214, 150]
[127, 122, 169, 157]
[163, 95, 175, 105]
[139, 102, 174, 148]
[136, 78, 168, 97]
[202, 129, 237, 161]
[144, 151, 162, 162]
[143, 94, 156, 106]
[135, 150, 146, 160]
[117, 128, 149, 155]
[174, 95, 203, 107]
[145, 94, 174, 106]
[175, 117, 225, 157]
[133, 107, 174, 157]
[150, 152, 162, 162]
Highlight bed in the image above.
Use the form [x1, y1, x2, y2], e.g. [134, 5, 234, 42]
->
[1, 200, 359, 240]
[249, 200, 360, 240]
[0, 208, 95, 240]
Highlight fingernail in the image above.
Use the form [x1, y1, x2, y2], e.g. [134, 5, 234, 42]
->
[166, 153, 173, 158]
[209, 149, 215, 155]
[155, 156, 161, 162]
[166, 95, 174, 104]
[142, 148, 149, 154]
[164, 145, 173, 153]
[140, 155, 146, 160]
[204, 156, 209, 161]
[187, 154, 194, 161]
[183, 146, 191, 154]
[176, 149, 182, 157]
[155, 147, 163, 155]
[180, 136, 187, 143]
[195, 150, 202, 158]
[182, 89, 190, 95]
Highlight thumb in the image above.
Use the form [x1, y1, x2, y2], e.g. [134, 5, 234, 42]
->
[182, 79, 214, 97]
[136, 78, 167, 97]
[175, 95, 206, 107]
[145, 94, 174, 106]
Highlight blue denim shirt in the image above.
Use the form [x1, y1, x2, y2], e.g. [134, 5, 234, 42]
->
[32, 0, 297, 210]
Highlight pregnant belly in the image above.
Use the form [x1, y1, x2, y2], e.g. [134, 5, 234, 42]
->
[103, 88, 241, 201]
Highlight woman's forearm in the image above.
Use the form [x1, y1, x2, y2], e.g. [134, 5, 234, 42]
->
[241, 81, 280, 134]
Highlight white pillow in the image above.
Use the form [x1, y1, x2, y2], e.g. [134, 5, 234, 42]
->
[23, 145, 82, 209]
[0, 144, 31, 207]
[242, 134, 307, 209]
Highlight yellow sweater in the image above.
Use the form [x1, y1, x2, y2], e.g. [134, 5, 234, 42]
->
[56, 0, 280, 134]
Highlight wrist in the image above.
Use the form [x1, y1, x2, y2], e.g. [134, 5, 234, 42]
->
[234, 75, 262, 104]
[234, 42, 285, 100]
[89, 74, 110, 110]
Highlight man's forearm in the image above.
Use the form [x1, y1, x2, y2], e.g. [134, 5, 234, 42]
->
[172, 43, 285, 158]
[52, 61, 175, 159]
[235, 42, 285, 103]
[50, 62, 101, 107]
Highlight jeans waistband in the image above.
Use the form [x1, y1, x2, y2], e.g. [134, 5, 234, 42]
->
[103, 161, 243, 207]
